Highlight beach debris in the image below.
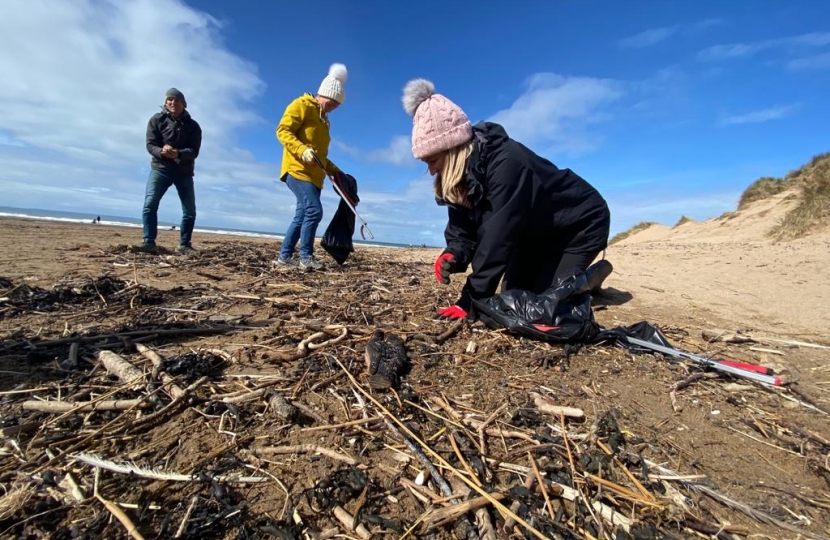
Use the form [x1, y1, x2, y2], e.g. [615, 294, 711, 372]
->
[0, 240, 827, 540]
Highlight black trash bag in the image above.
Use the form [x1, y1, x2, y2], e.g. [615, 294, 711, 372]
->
[594, 320, 674, 352]
[472, 260, 612, 343]
[322, 173, 360, 265]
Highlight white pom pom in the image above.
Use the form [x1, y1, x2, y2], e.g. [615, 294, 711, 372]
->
[402, 78, 435, 116]
[328, 63, 348, 83]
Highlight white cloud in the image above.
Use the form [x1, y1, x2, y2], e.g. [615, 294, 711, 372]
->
[617, 19, 723, 49]
[720, 104, 800, 125]
[489, 73, 623, 155]
[788, 51, 830, 70]
[618, 26, 679, 49]
[332, 135, 416, 167]
[697, 32, 830, 61]
[0, 0, 289, 234]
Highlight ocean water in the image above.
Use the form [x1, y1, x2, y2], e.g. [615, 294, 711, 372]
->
[0, 206, 422, 249]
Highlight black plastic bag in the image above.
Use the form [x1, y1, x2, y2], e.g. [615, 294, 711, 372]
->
[472, 260, 612, 343]
[322, 173, 360, 265]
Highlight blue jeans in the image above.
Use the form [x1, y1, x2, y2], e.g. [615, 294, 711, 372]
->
[142, 168, 196, 246]
[279, 175, 323, 260]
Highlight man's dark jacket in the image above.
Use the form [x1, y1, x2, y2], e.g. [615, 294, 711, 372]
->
[146, 109, 202, 176]
[443, 122, 610, 307]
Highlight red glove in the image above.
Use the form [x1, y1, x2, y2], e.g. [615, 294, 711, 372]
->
[434, 252, 456, 284]
[435, 305, 468, 320]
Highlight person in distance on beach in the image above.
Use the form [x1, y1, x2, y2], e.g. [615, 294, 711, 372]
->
[402, 79, 611, 320]
[274, 63, 348, 272]
[132, 88, 202, 255]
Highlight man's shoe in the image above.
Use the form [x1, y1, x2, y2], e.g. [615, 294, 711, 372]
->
[299, 256, 324, 271]
[176, 244, 197, 255]
[130, 242, 158, 254]
[274, 256, 299, 267]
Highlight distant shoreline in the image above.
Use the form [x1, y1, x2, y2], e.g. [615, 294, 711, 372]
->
[0, 209, 427, 250]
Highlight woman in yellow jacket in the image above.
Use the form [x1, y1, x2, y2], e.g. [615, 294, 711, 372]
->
[275, 63, 347, 271]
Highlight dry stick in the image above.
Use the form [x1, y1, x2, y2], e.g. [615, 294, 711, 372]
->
[502, 473, 535, 533]
[95, 493, 146, 540]
[124, 376, 207, 432]
[98, 351, 145, 388]
[527, 453, 556, 520]
[174, 495, 199, 539]
[583, 474, 662, 507]
[530, 392, 585, 419]
[332, 505, 371, 539]
[426, 493, 507, 527]
[184, 435, 253, 475]
[380, 416, 478, 540]
[668, 373, 709, 413]
[434, 318, 465, 344]
[335, 358, 549, 540]
[645, 460, 830, 540]
[477, 403, 508, 456]
[31, 380, 174, 474]
[291, 400, 328, 424]
[135, 343, 185, 399]
[253, 444, 357, 465]
[448, 430, 481, 486]
[596, 439, 655, 501]
[22, 399, 150, 413]
[301, 416, 381, 432]
[3, 325, 243, 351]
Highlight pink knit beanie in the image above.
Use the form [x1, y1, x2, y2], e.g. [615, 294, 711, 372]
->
[402, 79, 473, 160]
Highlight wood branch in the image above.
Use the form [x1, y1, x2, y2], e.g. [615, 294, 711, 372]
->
[332, 506, 371, 540]
[22, 399, 150, 413]
[268, 392, 297, 422]
[97, 351, 145, 388]
[135, 343, 185, 399]
[435, 318, 465, 344]
[253, 445, 357, 465]
[530, 392, 585, 419]
[96, 493, 146, 540]
[336, 358, 548, 540]
[702, 329, 755, 344]
[2, 325, 245, 351]
[424, 493, 506, 527]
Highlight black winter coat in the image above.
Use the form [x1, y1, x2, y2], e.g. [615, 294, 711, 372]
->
[443, 122, 610, 307]
[146, 109, 202, 177]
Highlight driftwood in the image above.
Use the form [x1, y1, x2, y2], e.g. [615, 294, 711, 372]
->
[135, 343, 185, 399]
[97, 351, 145, 388]
[22, 399, 150, 413]
[268, 392, 297, 422]
[529, 392, 585, 419]
[253, 445, 357, 465]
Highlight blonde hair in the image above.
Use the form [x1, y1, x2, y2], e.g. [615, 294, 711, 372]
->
[433, 140, 474, 205]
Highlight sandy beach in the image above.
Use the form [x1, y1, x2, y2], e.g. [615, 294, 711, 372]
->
[1, 209, 828, 539]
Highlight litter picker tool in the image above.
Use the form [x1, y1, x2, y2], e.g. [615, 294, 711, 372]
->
[622, 335, 782, 386]
[310, 151, 374, 240]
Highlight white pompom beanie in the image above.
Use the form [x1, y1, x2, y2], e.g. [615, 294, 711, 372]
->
[402, 78, 472, 160]
[318, 63, 348, 104]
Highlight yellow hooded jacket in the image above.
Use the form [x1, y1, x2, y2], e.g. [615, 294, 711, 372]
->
[276, 93, 339, 189]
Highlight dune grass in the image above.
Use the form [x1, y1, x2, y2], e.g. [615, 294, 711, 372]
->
[673, 215, 693, 227]
[609, 221, 657, 245]
[768, 152, 830, 240]
[738, 176, 787, 210]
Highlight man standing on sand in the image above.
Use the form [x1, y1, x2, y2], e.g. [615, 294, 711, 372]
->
[132, 88, 202, 255]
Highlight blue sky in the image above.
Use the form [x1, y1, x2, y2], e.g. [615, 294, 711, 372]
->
[1, 0, 828, 246]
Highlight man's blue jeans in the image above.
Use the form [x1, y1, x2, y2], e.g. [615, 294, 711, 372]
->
[142, 168, 196, 246]
[279, 175, 323, 260]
